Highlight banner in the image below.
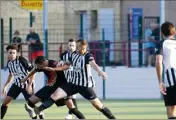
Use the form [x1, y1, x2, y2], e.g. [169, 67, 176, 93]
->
[20, 0, 43, 10]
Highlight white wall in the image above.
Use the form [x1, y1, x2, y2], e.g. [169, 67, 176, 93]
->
[1, 67, 160, 99]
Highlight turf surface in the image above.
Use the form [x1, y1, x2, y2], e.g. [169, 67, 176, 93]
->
[2, 99, 167, 119]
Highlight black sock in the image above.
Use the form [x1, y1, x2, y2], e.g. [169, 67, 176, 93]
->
[39, 114, 44, 119]
[1, 105, 8, 119]
[169, 117, 176, 119]
[27, 100, 35, 108]
[70, 108, 85, 119]
[100, 106, 116, 119]
[68, 98, 78, 114]
[38, 97, 55, 111]
[38, 111, 45, 119]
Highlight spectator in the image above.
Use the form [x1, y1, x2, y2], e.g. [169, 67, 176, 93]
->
[150, 23, 160, 48]
[12, 30, 22, 52]
[144, 23, 155, 67]
[26, 28, 43, 64]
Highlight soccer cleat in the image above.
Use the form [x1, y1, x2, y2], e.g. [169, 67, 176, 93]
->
[32, 116, 37, 119]
[38, 111, 45, 119]
[74, 117, 78, 120]
[24, 103, 37, 118]
[65, 114, 73, 119]
[34, 106, 41, 115]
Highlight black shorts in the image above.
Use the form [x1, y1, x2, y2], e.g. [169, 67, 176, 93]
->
[59, 83, 97, 100]
[7, 84, 33, 100]
[163, 86, 176, 106]
[54, 98, 70, 107]
[35, 85, 57, 102]
[35, 85, 69, 107]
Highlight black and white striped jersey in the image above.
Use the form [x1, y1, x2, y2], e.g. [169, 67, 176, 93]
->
[60, 50, 73, 83]
[155, 39, 176, 87]
[7, 56, 34, 89]
[68, 51, 95, 87]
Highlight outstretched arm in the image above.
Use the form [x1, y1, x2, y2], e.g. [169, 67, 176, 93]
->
[89, 60, 107, 80]
[21, 68, 36, 83]
[44, 63, 70, 71]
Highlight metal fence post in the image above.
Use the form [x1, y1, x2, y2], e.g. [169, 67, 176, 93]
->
[80, 12, 83, 39]
[30, 12, 33, 27]
[102, 28, 106, 100]
[127, 14, 131, 67]
[138, 16, 143, 67]
[1, 18, 4, 68]
[9, 17, 12, 44]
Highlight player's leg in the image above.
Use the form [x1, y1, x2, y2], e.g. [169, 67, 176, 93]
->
[65, 94, 78, 119]
[25, 86, 50, 119]
[34, 87, 68, 114]
[164, 87, 176, 119]
[22, 86, 45, 119]
[166, 106, 176, 119]
[1, 96, 13, 119]
[79, 87, 116, 119]
[1, 84, 22, 119]
[64, 98, 85, 119]
[34, 83, 76, 113]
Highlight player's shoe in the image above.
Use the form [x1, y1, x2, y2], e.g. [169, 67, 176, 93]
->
[65, 114, 73, 119]
[24, 103, 37, 118]
[34, 106, 42, 115]
[38, 111, 45, 119]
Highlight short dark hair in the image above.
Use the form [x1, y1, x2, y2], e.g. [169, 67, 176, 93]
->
[68, 38, 76, 42]
[79, 40, 88, 46]
[161, 21, 175, 36]
[35, 56, 46, 65]
[6, 44, 18, 51]
[76, 39, 84, 43]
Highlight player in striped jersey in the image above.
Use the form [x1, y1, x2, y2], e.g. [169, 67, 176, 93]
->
[155, 21, 176, 119]
[35, 40, 116, 119]
[60, 39, 78, 119]
[22, 56, 85, 119]
[1, 45, 38, 119]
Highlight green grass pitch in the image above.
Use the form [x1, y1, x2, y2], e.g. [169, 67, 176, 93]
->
[2, 99, 167, 119]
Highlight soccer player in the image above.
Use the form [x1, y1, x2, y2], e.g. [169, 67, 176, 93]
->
[1, 45, 38, 119]
[35, 40, 116, 119]
[22, 56, 85, 119]
[60, 39, 78, 119]
[155, 21, 176, 119]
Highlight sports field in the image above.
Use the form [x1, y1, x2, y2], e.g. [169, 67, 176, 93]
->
[3, 99, 167, 119]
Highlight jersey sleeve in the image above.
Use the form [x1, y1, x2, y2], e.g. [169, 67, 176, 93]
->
[7, 61, 12, 73]
[86, 53, 94, 64]
[155, 40, 164, 55]
[19, 56, 33, 71]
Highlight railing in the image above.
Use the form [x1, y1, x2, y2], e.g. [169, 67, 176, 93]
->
[1, 40, 158, 68]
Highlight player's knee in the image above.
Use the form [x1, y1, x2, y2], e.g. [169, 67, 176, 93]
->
[170, 106, 176, 117]
[51, 88, 67, 101]
[2, 96, 13, 106]
[65, 99, 75, 109]
[167, 106, 175, 118]
[91, 99, 103, 110]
